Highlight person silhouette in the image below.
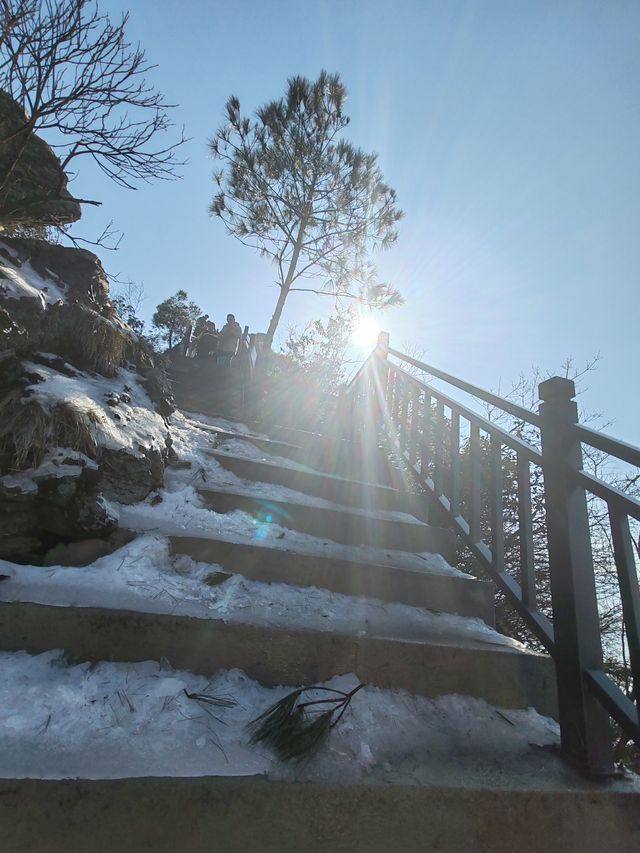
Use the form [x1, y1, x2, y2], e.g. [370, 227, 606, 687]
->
[218, 313, 242, 366]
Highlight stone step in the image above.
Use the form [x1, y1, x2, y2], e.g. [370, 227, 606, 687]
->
[201, 422, 388, 483]
[206, 449, 423, 516]
[192, 421, 310, 465]
[0, 600, 556, 715]
[253, 420, 326, 444]
[261, 427, 391, 483]
[3, 777, 637, 853]
[187, 414, 392, 483]
[196, 485, 454, 555]
[168, 535, 494, 622]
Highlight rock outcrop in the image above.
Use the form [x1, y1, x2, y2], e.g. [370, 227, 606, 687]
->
[0, 236, 110, 306]
[0, 243, 175, 564]
[0, 100, 177, 565]
[0, 452, 117, 564]
[0, 91, 81, 230]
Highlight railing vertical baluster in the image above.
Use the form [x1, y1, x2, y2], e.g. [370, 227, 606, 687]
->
[399, 380, 410, 450]
[469, 421, 482, 543]
[489, 435, 504, 571]
[385, 365, 396, 417]
[517, 454, 536, 607]
[409, 385, 420, 467]
[539, 377, 613, 775]
[391, 370, 402, 429]
[450, 411, 461, 518]
[434, 399, 445, 496]
[372, 332, 393, 487]
[347, 340, 640, 758]
[420, 393, 432, 479]
[609, 508, 640, 715]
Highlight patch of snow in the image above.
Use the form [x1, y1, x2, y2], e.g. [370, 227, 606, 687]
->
[116, 482, 463, 578]
[3, 649, 634, 792]
[213, 437, 317, 473]
[0, 535, 514, 649]
[0, 472, 38, 494]
[33, 449, 98, 481]
[169, 411, 314, 474]
[182, 412, 266, 437]
[0, 245, 66, 305]
[166, 415, 426, 527]
[23, 362, 167, 456]
[0, 448, 97, 494]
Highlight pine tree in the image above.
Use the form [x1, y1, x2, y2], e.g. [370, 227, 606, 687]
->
[210, 71, 404, 346]
[151, 290, 200, 350]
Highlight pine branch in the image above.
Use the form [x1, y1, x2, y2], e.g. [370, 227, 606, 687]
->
[248, 682, 364, 761]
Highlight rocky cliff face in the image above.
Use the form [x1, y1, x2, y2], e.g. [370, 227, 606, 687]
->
[0, 91, 81, 230]
[0, 91, 177, 566]
[0, 238, 175, 565]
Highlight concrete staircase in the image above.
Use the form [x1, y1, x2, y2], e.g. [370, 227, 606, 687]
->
[2, 404, 639, 851]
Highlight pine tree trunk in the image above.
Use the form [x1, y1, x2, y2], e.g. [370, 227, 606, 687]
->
[265, 285, 290, 347]
[264, 219, 308, 348]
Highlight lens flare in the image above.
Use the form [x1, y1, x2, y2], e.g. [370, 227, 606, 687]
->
[352, 316, 379, 350]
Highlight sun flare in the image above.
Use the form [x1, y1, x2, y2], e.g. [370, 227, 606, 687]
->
[351, 316, 380, 350]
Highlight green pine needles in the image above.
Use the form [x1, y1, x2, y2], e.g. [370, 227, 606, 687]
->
[210, 70, 404, 346]
[248, 682, 364, 762]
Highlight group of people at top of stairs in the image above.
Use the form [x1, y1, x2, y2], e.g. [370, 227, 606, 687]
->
[185, 312, 245, 365]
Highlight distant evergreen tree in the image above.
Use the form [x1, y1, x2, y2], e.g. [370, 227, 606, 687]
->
[151, 290, 200, 350]
[210, 71, 404, 346]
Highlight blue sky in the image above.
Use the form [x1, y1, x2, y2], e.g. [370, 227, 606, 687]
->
[76, 0, 640, 443]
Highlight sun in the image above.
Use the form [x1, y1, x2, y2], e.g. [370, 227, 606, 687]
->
[351, 315, 380, 350]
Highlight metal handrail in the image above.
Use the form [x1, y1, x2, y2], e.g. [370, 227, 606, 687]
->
[388, 347, 542, 427]
[389, 347, 640, 471]
[574, 423, 640, 469]
[346, 335, 640, 775]
[389, 361, 543, 463]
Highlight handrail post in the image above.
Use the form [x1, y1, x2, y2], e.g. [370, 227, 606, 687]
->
[372, 331, 390, 416]
[375, 331, 390, 359]
[538, 376, 613, 775]
[368, 331, 391, 484]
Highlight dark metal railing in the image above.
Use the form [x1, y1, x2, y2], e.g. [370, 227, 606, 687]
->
[346, 332, 640, 775]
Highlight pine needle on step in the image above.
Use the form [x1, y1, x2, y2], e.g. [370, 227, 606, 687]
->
[248, 683, 364, 762]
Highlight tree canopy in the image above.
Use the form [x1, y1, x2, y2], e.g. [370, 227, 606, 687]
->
[151, 289, 200, 350]
[210, 71, 404, 345]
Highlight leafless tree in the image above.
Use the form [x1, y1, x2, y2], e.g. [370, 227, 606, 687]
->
[0, 0, 186, 198]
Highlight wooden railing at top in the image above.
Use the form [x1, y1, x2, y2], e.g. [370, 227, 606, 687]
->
[345, 332, 640, 777]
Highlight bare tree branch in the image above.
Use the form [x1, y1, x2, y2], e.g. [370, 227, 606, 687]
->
[1, 0, 187, 202]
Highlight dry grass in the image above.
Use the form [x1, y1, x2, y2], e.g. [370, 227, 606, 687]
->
[0, 391, 98, 474]
[0, 390, 50, 470]
[50, 401, 98, 459]
[79, 311, 132, 376]
[43, 304, 136, 377]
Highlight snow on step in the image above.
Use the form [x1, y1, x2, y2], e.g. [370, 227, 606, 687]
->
[182, 412, 266, 438]
[171, 415, 421, 526]
[0, 535, 514, 650]
[0, 649, 581, 790]
[210, 437, 316, 472]
[114, 481, 463, 579]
